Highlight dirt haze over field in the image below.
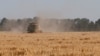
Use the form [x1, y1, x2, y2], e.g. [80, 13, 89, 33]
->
[0, 32, 100, 56]
[38, 18, 73, 32]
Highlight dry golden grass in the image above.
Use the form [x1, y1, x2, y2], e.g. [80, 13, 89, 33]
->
[0, 32, 100, 56]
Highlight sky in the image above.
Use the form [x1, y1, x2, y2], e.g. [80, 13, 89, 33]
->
[0, 0, 100, 21]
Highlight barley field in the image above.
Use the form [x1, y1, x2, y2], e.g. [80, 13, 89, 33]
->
[0, 32, 100, 56]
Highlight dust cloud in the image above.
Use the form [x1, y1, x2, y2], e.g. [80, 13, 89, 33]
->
[38, 18, 74, 32]
[35, 11, 74, 32]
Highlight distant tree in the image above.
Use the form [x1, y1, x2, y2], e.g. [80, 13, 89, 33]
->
[74, 18, 89, 31]
[95, 19, 100, 30]
[17, 19, 22, 24]
[26, 18, 33, 23]
[80, 18, 90, 31]
[73, 18, 81, 31]
[88, 21, 95, 31]
[0, 17, 8, 31]
[0, 17, 8, 26]
[74, 18, 80, 22]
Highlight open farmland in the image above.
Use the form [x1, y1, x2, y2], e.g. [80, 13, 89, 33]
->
[0, 32, 100, 56]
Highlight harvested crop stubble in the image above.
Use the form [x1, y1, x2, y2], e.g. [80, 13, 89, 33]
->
[0, 32, 99, 56]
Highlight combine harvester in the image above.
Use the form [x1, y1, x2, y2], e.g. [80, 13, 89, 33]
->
[27, 17, 42, 33]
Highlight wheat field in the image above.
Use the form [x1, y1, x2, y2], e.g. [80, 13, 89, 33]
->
[0, 32, 100, 56]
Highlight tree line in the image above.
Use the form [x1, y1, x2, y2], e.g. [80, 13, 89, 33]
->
[0, 17, 100, 32]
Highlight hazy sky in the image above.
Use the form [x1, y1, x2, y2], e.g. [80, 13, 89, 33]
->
[0, 0, 100, 21]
